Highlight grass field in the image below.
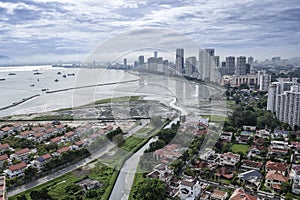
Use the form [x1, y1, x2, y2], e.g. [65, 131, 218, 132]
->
[10, 161, 114, 200]
[201, 115, 227, 123]
[230, 144, 250, 154]
[121, 136, 144, 152]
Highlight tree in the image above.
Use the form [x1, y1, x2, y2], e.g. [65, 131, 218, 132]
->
[24, 166, 38, 181]
[113, 134, 125, 147]
[30, 189, 53, 200]
[16, 195, 28, 200]
[133, 179, 166, 200]
[281, 181, 291, 193]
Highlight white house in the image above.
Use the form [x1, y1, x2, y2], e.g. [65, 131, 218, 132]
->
[11, 148, 31, 162]
[179, 179, 201, 200]
[265, 171, 288, 191]
[3, 162, 27, 178]
[218, 152, 240, 166]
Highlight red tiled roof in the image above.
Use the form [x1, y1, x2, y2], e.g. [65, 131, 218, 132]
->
[51, 137, 62, 143]
[57, 146, 70, 154]
[242, 159, 263, 168]
[0, 154, 8, 161]
[0, 143, 10, 149]
[222, 152, 240, 160]
[212, 189, 227, 199]
[266, 161, 287, 172]
[15, 148, 30, 155]
[19, 131, 31, 136]
[265, 171, 288, 182]
[45, 128, 56, 133]
[1, 127, 11, 132]
[9, 162, 27, 172]
[75, 140, 84, 146]
[12, 123, 22, 127]
[32, 127, 43, 132]
[55, 124, 65, 129]
[272, 184, 281, 190]
[34, 132, 44, 137]
[41, 154, 52, 160]
[230, 188, 257, 200]
[65, 131, 75, 137]
[42, 123, 52, 128]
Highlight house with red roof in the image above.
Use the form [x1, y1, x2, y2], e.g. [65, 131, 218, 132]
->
[3, 162, 27, 178]
[265, 171, 288, 191]
[11, 148, 31, 162]
[56, 146, 70, 155]
[18, 130, 33, 139]
[218, 152, 240, 166]
[211, 189, 228, 200]
[31, 154, 52, 170]
[265, 161, 287, 175]
[229, 188, 258, 200]
[0, 154, 9, 168]
[0, 143, 10, 155]
[65, 131, 76, 142]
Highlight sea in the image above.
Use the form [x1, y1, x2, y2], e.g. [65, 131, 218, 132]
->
[0, 65, 220, 117]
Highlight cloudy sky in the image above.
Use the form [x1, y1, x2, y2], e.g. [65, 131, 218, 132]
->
[0, 0, 299, 63]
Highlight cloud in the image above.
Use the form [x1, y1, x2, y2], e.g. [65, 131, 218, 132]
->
[0, 0, 299, 62]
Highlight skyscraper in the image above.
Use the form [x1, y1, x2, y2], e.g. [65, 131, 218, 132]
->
[186, 56, 196, 77]
[154, 51, 158, 59]
[176, 48, 184, 75]
[199, 48, 215, 81]
[138, 55, 144, 66]
[225, 56, 235, 75]
[236, 56, 247, 75]
[267, 78, 300, 128]
[247, 56, 254, 65]
[123, 58, 127, 67]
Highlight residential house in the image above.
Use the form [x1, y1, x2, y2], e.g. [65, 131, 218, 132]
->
[44, 128, 57, 138]
[216, 166, 235, 179]
[236, 135, 251, 144]
[74, 140, 85, 149]
[0, 154, 9, 168]
[31, 154, 52, 170]
[11, 148, 31, 163]
[290, 165, 300, 194]
[256, 129, 271, 138]
[218, 152, 240, 166]
[265, 171, 288, 191]
[211, 189, 228, 200]
[220, 132, 233, 142]
[243, 126, 256, 131]
[229, 188, 258, 200]
[291, 142, 300, 163]
[32, 132, 45, 143]
[18, 130, 33, 139]
[0, 144, 10, 155]
[56, 146, 70, 155]
[248, 146, 266, 158]
[65, 131, 76, 142]
[269, 141, 289, 157]
[238, 170, 262, 187]
[241, 160, 262, 171]
[12, 123, 25, 132]
[178, 179, 201, 200]
[77, 178, 103, 191]
[50, 136, 63, 144]
[265, 161, 287, 175]
[3, 162, 27, 178]
[0, 127, 13, 137]
[272, 129, 289, 139]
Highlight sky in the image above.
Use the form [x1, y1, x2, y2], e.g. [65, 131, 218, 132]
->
[0, 0, 299, 63]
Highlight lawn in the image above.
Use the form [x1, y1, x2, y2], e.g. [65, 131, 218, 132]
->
[201, 115, 227, 123]
[121, 136, 144, 152]
[230, 144, 250, 154]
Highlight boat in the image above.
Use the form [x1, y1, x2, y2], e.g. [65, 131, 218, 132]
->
[62, 75, 67, 78]
[41, 88, 49, 92]
[34, 72, 42, 75]
[57, 72, 62, 75]
[54, 79, 59, 82]
[0, 78, 5, 81]
[8, 72, 16, 75]
[30, 84, 35, 87]
[67, 73, 75, 76]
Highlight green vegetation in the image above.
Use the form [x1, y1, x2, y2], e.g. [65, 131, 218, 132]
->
[32, 115, 74, 121]
[230, 144, 249, 155]
[201, 115, 227, 123]
[121, 136, 144, 152]
[131, 178, 166, 200]
[10, 162, 114, 200]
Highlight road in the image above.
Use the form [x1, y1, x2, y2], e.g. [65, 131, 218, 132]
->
[109, 137, 158, 200]
[7, 119, 150, 197]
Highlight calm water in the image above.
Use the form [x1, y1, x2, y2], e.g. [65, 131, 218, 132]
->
[0, 65, 221, 117]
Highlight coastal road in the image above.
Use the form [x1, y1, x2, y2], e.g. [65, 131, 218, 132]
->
[109, 137, 158, 200]
[7, 119, 150, 197]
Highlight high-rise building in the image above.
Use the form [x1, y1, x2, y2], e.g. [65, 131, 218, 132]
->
[213, 56, 220, 68]
[138, 55, 144, 66]
[248, 57, 254, 65]
[271, 56, 281, 64]
[246, 64, 251, 74]
[154, 51, 158, 58]
[225, 56, 235, 75]
[123, 58, 127, 67]
[199, 48, 215, 81]
[236, 56, 247, 75]
[258, 71, 272, 91]
[176, 48, 184, 75]
[267, 78, 300, 128]
[186, 56, 196, 77]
